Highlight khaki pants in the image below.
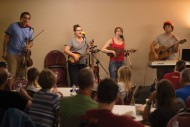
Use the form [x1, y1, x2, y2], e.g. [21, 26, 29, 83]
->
[7, 53, 27, 79]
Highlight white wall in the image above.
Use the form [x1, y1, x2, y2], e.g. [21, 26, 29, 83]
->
[0, 0, 190, 86]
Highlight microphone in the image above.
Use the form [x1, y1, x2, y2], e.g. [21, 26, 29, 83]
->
[81, 31, 85, 37]
[119, 34, 123, 39]
[25, 24, 33, 31]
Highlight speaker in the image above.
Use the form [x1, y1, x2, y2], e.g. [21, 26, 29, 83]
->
[134, 86, 152, 104]
[182, 49, 190, 62]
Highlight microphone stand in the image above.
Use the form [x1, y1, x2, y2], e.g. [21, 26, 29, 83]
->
[125, 52, 132, 68]
[83, 37, 89, 66]
[91, 53, 109, 76]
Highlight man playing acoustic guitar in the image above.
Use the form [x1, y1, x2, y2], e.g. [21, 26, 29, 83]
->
[150, 20, 179, 80]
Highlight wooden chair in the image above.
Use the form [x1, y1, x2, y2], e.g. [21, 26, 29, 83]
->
[116, 96, 124, 105]
[123, 85, 136, 105]
[44, 50, 68, 87]
[167, 112, 190, 127]
[185, 96, 190, 109]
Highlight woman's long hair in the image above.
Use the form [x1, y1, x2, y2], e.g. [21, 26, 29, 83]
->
[156, 79, 176, 109]
[117, 66, 132, 92]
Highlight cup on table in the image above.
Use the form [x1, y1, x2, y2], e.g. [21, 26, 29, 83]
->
[135, 104, 143, 115]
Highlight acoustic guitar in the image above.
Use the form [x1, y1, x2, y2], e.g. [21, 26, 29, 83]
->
[106, 47, 136, 57]
[149, 39, 187, 62]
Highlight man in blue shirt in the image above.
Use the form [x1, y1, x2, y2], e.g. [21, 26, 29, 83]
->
[2, 12, 34, 80]
[176, 68, 190, 102]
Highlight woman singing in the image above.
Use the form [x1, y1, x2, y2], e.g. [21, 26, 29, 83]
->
[64, 24, 89, 86]
[101, 27, 125, 81]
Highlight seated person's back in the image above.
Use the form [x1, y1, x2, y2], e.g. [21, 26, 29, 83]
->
[0, 68, 30, 124]
[81, 78, 143, 127]
[143, 79, 185, 127]
[164, 72, 180, 90]
[176, 68, 190, 102]
[25, 67, 41, 97]
[59, 67, 98, 127]
[29, 69, 60, 127]
[163, 60, 186, 90]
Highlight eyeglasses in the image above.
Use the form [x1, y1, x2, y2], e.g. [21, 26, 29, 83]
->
[76, 30, 82, 31]
[22, 17, 30, 20]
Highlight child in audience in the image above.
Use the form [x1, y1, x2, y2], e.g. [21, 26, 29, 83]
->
[29, 69, 60, 127]
[26, 67, 41, 97]
[117, 66, 134, 101]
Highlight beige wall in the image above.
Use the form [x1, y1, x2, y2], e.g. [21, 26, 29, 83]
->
[0, 0, 190, 86]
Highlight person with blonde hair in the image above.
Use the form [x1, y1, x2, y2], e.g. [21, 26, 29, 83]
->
[117, 66, 133, 101]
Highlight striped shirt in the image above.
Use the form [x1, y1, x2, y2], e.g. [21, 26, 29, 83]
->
[29, 89, 60, 127]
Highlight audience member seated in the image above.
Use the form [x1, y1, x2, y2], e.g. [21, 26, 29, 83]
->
[59, 67, 98, 127]
[80, 78, 144, 127]
[29, 69, 60, 127]
[25, 68, 41, 97]
[0, 108, 36, 127]
[0, 61, 12, 91]
[163, 60, 186, 90]
[117, 66, 134, 102]
[185, 96, 190, 109]
[0, 68, 32, 124]
[176, 68, 190, 102]
[143, 79, 186, 127]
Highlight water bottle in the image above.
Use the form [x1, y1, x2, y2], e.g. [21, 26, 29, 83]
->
[16, 82, 22, 92]
[71, 84, 77, 95]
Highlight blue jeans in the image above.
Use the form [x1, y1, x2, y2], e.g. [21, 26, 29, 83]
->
[109, 61, 124, 81]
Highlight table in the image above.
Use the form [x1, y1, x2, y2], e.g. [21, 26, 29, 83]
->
[57, 87, 72, 97]
[112, 105, 143, 121]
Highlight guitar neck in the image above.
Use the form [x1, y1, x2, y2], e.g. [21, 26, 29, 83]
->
[165, 39, 186, 52]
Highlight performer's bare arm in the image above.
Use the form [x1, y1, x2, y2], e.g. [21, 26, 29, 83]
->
[150, 41, 158, 60]
[64, 45, 79, 61]
[101, 39, 116, 57]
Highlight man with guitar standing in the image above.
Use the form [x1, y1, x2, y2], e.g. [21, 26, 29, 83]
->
[101, 27, 125, 81]
[150, 20, 179, 80]
[2, 12, 33, 81]
[64, 24, 89, 86]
